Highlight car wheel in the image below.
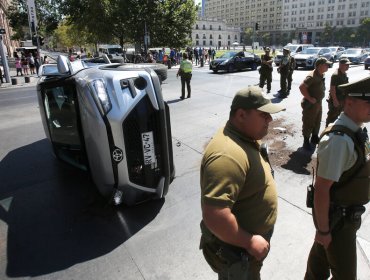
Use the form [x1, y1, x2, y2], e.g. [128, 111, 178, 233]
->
[365, 65, 369, 70]
[212, 69, 218, 73]
[227, 64, 234, 73]
[251, 62, 258, 70]
[129, 63, 168, 83]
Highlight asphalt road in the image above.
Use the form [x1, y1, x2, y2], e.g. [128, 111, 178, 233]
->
[0, 62, 369, 279]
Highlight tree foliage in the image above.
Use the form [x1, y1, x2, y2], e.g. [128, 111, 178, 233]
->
[61, 0, 198, 48]
[7, 0, 62, 40]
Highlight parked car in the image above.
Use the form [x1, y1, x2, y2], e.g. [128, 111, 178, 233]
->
[339, 48, 368, 64]
[37, 55, 175, 205]
[328, 46, 346, 61]
[274, 43, 314, 66]
[294, 47, 334, 69]
[209, 51, 261, 73]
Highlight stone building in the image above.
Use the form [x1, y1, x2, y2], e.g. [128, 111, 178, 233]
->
[0, 0, 19, 57]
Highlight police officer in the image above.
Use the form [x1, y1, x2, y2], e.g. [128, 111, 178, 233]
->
[287, 53, 296, 93]
[177, 52, 193, 99]
[259, 47, 273, 93]
[304, 76, 370, 280]
[299, 57, 332, 150]
[325, 58, 351, 127]
[277, 47, 291, 97]
[199, 86, 285, 279]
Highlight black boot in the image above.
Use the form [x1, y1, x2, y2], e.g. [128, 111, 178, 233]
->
[311, 135, 320, 145]
[303, 137, 311, 150]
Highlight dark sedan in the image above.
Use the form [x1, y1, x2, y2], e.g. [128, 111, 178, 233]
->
[210, 51, 261, 73]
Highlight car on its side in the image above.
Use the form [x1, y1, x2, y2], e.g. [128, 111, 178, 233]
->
[339, 48, 368, 64]
[209, 51, 261, 73]
[274, 43, 314, 66]
[328, 46, 346, 61]
[294, 47, 334, 69]
[37, 55, 175, 205]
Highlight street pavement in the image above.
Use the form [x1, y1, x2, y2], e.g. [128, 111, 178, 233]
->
[0, 60, 369, 279]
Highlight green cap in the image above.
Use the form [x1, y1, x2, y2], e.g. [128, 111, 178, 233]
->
[231, 86, 285, 113]
[315, 57, 332, 67]
[339, 76, 370, 101]
[339, 58, 351, 65]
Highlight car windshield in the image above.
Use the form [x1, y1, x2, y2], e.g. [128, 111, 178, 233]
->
[219, 52, 237, 59]
[285, 45, 299, 52]
[300, 48, 320, 54]
[42, 64, 59, 75]
[329, 47, 337, 52]
[345, 49, 361, 55]
[108, 48, 123, 54]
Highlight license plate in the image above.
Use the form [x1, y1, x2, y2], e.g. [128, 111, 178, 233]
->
[142, 131, 157, 168]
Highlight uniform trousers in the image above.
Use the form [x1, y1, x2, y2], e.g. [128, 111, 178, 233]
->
[325, 99, 344, 127]
[181, 73, 192, 98]
[287, 70, 294, 90]
[280, 71, 289, 93]
[259, 70, 272, 91]
[301, 100, 322, 138]
[304, 217, 361, 280]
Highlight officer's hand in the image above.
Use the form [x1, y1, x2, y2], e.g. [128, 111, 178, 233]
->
[309, 97, 317, 104]
[315, 231, 332, 249]
[246, 235, 270, 261]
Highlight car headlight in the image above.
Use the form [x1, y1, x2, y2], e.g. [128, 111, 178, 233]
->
[220, 59, 229, 65]
[90, 79, 112, 116]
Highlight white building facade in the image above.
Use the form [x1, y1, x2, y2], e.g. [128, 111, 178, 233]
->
[203, 0, 370, 45]
[191, 18, 241, 48]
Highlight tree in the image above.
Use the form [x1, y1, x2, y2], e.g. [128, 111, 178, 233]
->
[242, 27, 253, 45]
[7, 0, 62, 40]
[357, 17, 370, 46]
[61, 0, 198, 48]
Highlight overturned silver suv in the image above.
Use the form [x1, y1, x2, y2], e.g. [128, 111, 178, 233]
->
[37, 56, 175, 205]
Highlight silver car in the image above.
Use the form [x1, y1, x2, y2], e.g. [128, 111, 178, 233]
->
[37, 56, 175, 205]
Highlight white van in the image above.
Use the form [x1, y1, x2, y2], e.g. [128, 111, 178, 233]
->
[98, 44, 123, 56]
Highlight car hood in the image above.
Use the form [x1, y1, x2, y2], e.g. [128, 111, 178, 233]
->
[341, 53, 362, 58]
[213, 58, 229, 63]
[294, 53, 318, 59]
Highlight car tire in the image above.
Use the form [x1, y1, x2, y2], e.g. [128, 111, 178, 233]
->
[251, 62, 258, 70]
[365, 65, 369, 70]
[227, 64, 234, 73]
[125, 63, 168, 83]
[212, 69, 218, 73]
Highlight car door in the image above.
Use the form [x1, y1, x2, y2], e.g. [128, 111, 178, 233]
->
[234, 51, 245, 70]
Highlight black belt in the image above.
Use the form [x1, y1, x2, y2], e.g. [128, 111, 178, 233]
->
[331, 204, 366, 222]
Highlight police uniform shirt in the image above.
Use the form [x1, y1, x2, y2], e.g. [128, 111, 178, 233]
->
[200, 121, 277, 235]
[330, 69, 348, 101]
[317, 113, 360, 182]
[303, 70, 326, 101]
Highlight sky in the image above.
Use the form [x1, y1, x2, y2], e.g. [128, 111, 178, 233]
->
[194, 0, 202, 5]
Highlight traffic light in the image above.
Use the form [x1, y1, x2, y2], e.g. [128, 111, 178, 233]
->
[32, 35, 38, 46]
[255, 22, 260, 31]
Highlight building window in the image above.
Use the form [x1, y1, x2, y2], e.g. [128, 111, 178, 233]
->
[203, 24, 206, 30]
[218, 34, 222, 39]
[210, 34, 213, 39]
[196, 24, 199, 29]
[210, 25, 213, 30]
[196, 34, 199, 39]
[203, 40, 206, 45]
[210, 40, 213, 46]
[196, 40, 199, 45]
[218, 25, 221, 30]
[203, 34, 206, 39]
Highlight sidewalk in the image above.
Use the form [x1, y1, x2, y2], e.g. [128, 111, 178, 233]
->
[0, 68, 38, 89]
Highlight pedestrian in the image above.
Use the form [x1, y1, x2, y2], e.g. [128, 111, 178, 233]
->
[199, 86, 285, 279]
[15, 55, 23, 76]
[43, 55, 48, 64]
[299, 57, 332, 150]
[194, 47, 199, 66]
[21, 56, 29, 75]
[259, 47, 273, 93]
[287, 54, 296, 93]
[325, 57, 351, 127]
[304, 76, 370, 280]
[277, 47, 291, 97]
[34, 54, 41, 75]
[0, 66, 3, 84]
[28, 54, 36, 75]
[176, 52, 192, 99]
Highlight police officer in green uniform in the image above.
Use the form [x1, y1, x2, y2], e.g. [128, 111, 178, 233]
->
[304, 76, 370, 280]
[277, 47, 291, 97]
[287, 54, 296, 93]
[325, 58, 351, 127]
[259, 47, 273, 93]
[199, 86, 285, 280]
[299, 57, 332, 150]
[177, 52, 193, 99]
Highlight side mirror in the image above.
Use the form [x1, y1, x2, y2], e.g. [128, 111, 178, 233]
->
[57, 55, 71, 74]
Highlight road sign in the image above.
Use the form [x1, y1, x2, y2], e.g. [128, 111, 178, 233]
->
[0, 29, 6, 34]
